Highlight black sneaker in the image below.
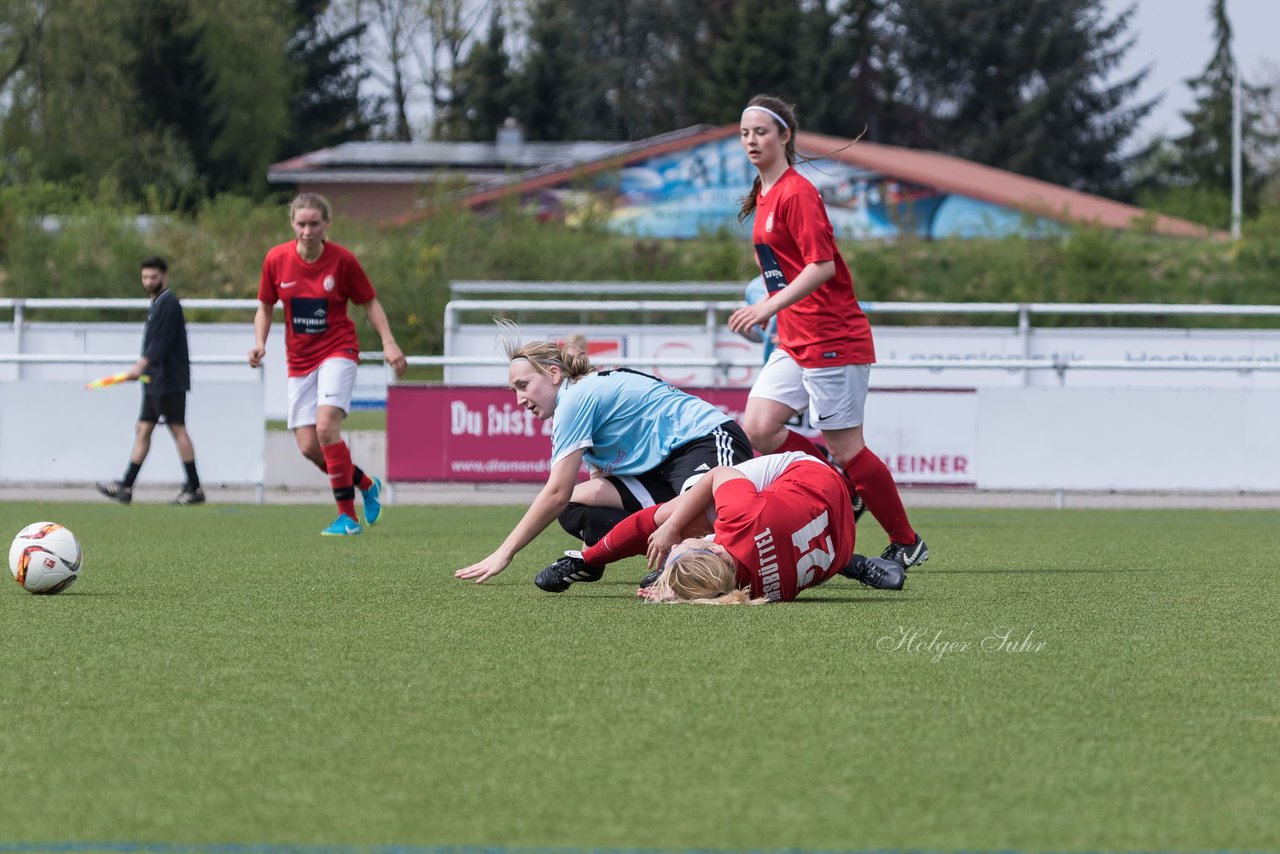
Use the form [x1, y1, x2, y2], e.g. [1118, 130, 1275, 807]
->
[174, 487, 206, 505]
[850, 491, 866, 523]
[96, 481, 132, 505]
[839, 554, 905, 590]
[534, 550, 604, 593]
[881, 535, 929, 570]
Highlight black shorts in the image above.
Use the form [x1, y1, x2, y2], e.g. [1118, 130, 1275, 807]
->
[606, 419, 753, 513]
[139, 393, 187, 425]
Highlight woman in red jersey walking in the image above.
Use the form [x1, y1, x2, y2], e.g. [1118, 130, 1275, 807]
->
[726, 95, 928, 569]
[248, 193, 407, 536]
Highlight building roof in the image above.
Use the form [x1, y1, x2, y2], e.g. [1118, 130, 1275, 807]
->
[267, 139, 632, 185]
[454, 125, 1217, 238]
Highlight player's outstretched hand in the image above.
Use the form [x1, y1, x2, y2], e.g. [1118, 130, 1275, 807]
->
[455, 552, 511, 584]
[248, 345, 266, 369]
[636, 581, 675, 602]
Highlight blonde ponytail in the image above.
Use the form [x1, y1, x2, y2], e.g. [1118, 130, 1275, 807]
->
[646, 549, 768, 606]
[495, 317, 593, 380]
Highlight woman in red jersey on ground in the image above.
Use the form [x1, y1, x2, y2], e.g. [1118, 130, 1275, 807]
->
[727, 94, 929, 570]
[540, 452, 904, 600]
[248, 193, 407, 536]
[637, 452, 905, 604]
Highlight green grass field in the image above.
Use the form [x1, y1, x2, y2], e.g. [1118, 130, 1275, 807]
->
[1, 501, 1277, 853]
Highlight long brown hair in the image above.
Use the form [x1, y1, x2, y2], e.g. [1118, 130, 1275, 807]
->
[738, 95, 798, 223]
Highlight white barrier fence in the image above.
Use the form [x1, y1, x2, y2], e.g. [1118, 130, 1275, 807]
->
[0, 310, 386, 422]
[5, 295, 1280, 493]
[443, 298, 1280, 388]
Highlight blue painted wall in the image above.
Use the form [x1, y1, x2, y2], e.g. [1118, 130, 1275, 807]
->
[541, 135, 1053, 239]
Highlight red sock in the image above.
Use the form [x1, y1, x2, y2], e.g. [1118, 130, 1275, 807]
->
[775, 429, 828, 461]
[321, 441, 357, 520]
[582, 505, 661, 567]
[843, 447, 916, 544]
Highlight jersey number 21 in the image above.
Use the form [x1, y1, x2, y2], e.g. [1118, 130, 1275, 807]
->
[791, 510, 835, 587]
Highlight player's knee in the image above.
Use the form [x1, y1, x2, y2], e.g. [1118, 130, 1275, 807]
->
[744, 421, 782, 453]
[558, 502, 591, 540]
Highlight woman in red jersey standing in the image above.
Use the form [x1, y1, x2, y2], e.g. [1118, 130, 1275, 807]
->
[248, 193, 407, 536]
[726, 95, 928, 569]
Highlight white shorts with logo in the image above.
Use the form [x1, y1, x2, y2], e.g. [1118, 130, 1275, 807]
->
[287, 356, 358, 429]
[748, 348, 870, 431]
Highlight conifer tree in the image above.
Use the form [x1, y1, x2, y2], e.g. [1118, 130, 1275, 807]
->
[890, 0, 1154, 197]
[1167, 0, 1272, 213]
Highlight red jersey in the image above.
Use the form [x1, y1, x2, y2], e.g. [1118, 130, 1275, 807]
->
[712, 461, 855, 601]
[258, 241, 377, 377]
[752, 167, 875, 368]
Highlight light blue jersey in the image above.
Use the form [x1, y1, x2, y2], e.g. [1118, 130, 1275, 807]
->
[551, 370, 730, 475]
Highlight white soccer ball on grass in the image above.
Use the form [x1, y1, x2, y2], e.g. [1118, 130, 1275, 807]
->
[9, 522, 83, 594]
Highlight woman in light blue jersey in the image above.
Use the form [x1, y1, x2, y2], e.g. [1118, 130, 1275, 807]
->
[456, 324, 753, 590]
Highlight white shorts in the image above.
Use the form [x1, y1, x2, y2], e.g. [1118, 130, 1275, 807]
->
[287, 357, 358, 429]
[748, 348, 870, 431]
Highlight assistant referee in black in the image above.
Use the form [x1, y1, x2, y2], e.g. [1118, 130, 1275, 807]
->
[96, 256, 205, 505]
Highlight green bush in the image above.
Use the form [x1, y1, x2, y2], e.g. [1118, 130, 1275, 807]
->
[2, 191, 1279, 352]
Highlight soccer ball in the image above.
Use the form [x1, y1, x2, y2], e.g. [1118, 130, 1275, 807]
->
[9, 522, 83, 595]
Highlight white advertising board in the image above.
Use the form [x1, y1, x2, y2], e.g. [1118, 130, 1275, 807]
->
[976, 388, 1280, 491]
[0, 380, 265, 485]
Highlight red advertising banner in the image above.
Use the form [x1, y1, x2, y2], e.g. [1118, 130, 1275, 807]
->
[387, 384, 976, 486]
[387, 384, 748, 483]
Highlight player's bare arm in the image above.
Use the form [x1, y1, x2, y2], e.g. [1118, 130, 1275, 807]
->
[456, 450, 585, 584]
[247, 300, 273, 368]
[646, 467, 748, 569]
[360, 298, 407, 377]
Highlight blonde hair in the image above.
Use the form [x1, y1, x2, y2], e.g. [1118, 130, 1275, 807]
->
[290, 192, 332, 223]
[647, 548, 766, 606]
[562, 332, 588, 358]
[496, 317, 593, 380]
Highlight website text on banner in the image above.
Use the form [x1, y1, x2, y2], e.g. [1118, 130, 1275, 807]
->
[386, 385, 975, 486]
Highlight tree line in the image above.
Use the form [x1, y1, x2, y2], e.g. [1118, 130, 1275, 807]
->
[0, 0, 1273, 224]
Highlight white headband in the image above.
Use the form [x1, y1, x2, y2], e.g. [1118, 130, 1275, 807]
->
[742, 105, 789, 130]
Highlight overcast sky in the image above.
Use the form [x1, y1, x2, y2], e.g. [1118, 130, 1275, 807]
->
[1105, 0, 1279, 146]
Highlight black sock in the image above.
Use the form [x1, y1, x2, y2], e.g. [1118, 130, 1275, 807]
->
[582, 507, 630, 545]
[559, 502, 630, 546]
[122, 462, 142, 488]
[183, 461, 201, 490]
[352, 465, 366, 489]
